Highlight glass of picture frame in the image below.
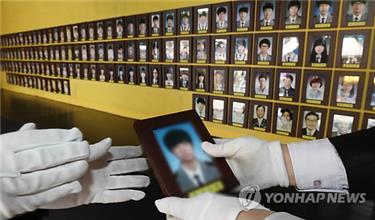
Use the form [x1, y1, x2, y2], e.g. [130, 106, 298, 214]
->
[228, 98, 249, 128]
[278, 32, 305, 67]
[327, 110, 359, 137]
[297, 107, 327, 140]
[149, 65, 162, 88]
[193, 36, 210, 64]
[275, 69, 301, 102]
[136, 14, 148, 37]
[115, 42, 124, 61]
[177, 66, 191, 91]
[105, 19, 114, 39]
[163, 38, 176, 63]
[163, 10, 176, 36]
[163, 65, 176, 89]
[177, 37, 191, 63]
[194, 5, 211, 34]
[193, 94, 209, 120]
[229, 67, 250, 97]
[116, 64, 125, 83]
[341, 0, 374, 27]
[362, 113, 375, 129]
[126, 64, 137, 85]
[210, 66, 228, 94]
[233, 0, 254, 32]
[212, 2, 231, 33]
[365, 72, 375, 111]
[125, 41, 136, 62]
[115, 17, 125, 38]
[280, 0, 307, 30]
[150, 12, 162, 37]
[256, 0, 280, 30]
[336, 30, 370, 68]
[209, 96, 228, 124]
[149, 39, 161, 62]
[301, 70, 331, 105]
[126, 16, 136, 38]
[273, 104, 299, 137]
[332, 71, 364, 109]
[306, 31, 336, 67]
[137, 40, 148, 62]
[138, 65, 148, 86]
[211, 36, 230, 64]
[253, 33, 277, 65]
[309, 0, 340, 28]
[192, 66, 209, 92]
[178, 7, 193, 35]
[231, 34, 251, 64]
[249, 101, 272, 132]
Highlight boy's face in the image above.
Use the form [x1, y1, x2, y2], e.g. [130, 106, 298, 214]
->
[305, 115, 318, 130]
[264, 8, 273, 19]
[289, 6, 299, 16]
[172, 142, 195, 162]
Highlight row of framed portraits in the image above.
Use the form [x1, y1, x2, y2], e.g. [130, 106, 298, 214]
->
[1, 30, 374, 69]
[3, 61, 375, 111]
[5, 73, 71, 95]
[1, 0, 375, 47]
[193, 94, 375, 139]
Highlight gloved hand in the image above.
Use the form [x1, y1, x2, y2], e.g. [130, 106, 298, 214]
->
[0, 125, 111, 219]
[202, 137, 289, 189]
[155, 192, 268, 220]
[42, 145, 150, 209]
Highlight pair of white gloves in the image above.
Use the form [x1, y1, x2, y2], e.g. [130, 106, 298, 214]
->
[0, 123, 149, 219]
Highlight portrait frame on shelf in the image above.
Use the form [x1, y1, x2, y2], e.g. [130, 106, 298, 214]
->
[305, 31, 336, 68]
[163, 65, 176, 89]
[96, 21, 105, 40]
[277, 32, 305, 67]
[341, 0, 374, 27]
[309, 0, 340, 29]
[250, 68, 274, 100]
[256, 0, 281, 31]
[116, 64, 126, 83]
[150, 12, 162, 37]
[194, 4, 211, 34]
[105, 19, 114, 40]
[336, 30, 371, 69]
[125, 16, 136, 38]
[115, 41, 125, 61]
[193, 36, 210, 64]
[233, 0, 254, 32]
[149, 65, 162, 88]
[177, 37, 192, 63]
[212, 2, 232, 33]
[177, 65, 192, 91]
[274, 68, 301, 102]
[193, 94, 209, 120]
[106, 42, 115, 61]
[231, 34, 252, 65]
[137, 40, 149, 62]
[228, 98, 249, 128]
[163, 38, 177, 63]
[209, 96, 228, 124]
[125, 64, 137, 85]
[279, 0, 307, 30]
[253, 33, 277, 65]
[362, 113, 375, 129]
[149, 39, 162, 63]
[249, 101, 272, 132]
[125, 40, 137, 62]
[192, 66, 210, 93]
[228, 67, 250, 97]
[297, 106, 327, 140]
[115, 17, 125, 39]
[327, 110, 359, 138]
[301, 70, 331, 106]
[137, 64, 149, 86]
[365, 72, 375, 111]
[177, 7, 193, 35]
[272, 103, 299, 137]
[136, 14, 149, 37]
[163, 10, 177, 36]
[332, 71, 364, 109]
[210, 66, 228, 95]
[211, 35, 230, 64]
[107, 64, 116, 83]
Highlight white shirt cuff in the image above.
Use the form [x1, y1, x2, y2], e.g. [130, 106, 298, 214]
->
[288, 138, 349, 192]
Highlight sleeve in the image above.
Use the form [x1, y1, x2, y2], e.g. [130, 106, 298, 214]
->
[328, 127, 375, 199]
[264, 212, 304, 220]
[287, 138, 349, 193]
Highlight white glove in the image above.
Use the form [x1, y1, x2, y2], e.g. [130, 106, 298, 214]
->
[0, 126, 111, 219]
[155, 192, 268, 220]
[202, 137, 289, 189]
[42, 145, 150, 209]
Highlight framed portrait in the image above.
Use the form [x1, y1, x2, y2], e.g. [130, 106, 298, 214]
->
[332, 71, 364, 109]
[107, 20, 117, 39]
[87, 64, 96, 81]
[97, 64, 107, 82]
[149, 65, 162, 87]
[256, 1, 280, 31]
[301, 70, 331, 105]
[163, 10, 176, 36]
[249, 101, 272, 132]
[209, 96, 228, 124]
[125, 64, 137, 85]
[125, 16, 136, 38]
[88, 44, 96, 61]
[192, 66, 209, 92]
[193, 36, 210, 64]
[341, 0, 374, 27]
[275, 69, 301, 102]
[58, 27, 66, 42]
[280, 0, 307, 29]
[136, 14, 148, 37]
[163, 65, 176, 89]
[163, 38, 176, 63]
[73, 45, 81, 61]
[306, 31, 336, 67]
[273, 104, 299, 137]
[115, 18, 125, 38]
[150, 39, 162, 62]
[138, 65, 149, 86]
[253, 33, 277, 65]
[178, 7, 193, 35]
[297, 107, 327, 140]
[229, 67, 250, 97]
[137, 40, 148, 62]
[212, 3, 231, 33]
[194, 5, 211, 34]
[365, 72, 375, 111]
[372, 30, 375, 69]
[177, 66, 191, 91]
[125, 41, 136, 61]
[233, 1, 254, 32]
[210, 67, 228, 94]
[81, 63, 89, 80]
[97, 43, 105, 61]
[250, 68, 274, 99]
[177, 37, 192, 63]
[193, 94, 209, 120]
[96, 21, 104, 40]
[228, 98, 249, 128]
[80, 23, 87, 41]
[115, 42, 125, 61]
[211, 36, 230, 64]
[53, 28, 59, 43]
[278, 32, 304, 67]
[362, 113, 375, 129]
[336, 30, 370, 68]
[106, 43, 115, 61]
[150, 13, 162, 37]
[231, 34, 251, 64]
[133, 110, 238, 197]
[327, 110, 359, 137]
[87, 23, 95, 40]
[107, 64, 116, 82]
[116, 64, 125, 83]
[309, 0, 340, 28]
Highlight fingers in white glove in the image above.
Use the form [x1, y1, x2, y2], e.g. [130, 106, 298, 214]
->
[88, 138, 112, 162]
[2, 160, 88, 195]
[106, 175, 150, 190]
[108, 158, 148, 175]
[91, 189, 146, 203]
[18, 123, 36, 131]
[202, 140, 241, 158]
[108, 146, 143, 161]
[155, 197, 189, 218]
[213, 138, 232, 145]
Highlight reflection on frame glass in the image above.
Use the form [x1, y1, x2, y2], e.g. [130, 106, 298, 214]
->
[179, 67, 190, 89]
[196, 38, 208, 61]
[213, 99, 225, 121]
[281, 36, 299, 63]
[216, 6, 229, 30]
[214, 38, 227, 62]
[232, 69, 247, 94]
[234, 37, 248, 62]
[331, 114, 353, 137]
[336, 75, 359, 104]
[180, 9, 192, 33]
[197, 8, 209, 32]
[232, 101, 246, 125]
[341, 34, 364, 65]
[306, 75, 325, 101]
[276, 107, 294, 133]
[213, 69, 225, 93]
[179, 40, 190, 61]
[367, 118, 375, 129]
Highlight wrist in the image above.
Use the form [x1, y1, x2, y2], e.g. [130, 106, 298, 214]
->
[281, 144, 296, 187]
